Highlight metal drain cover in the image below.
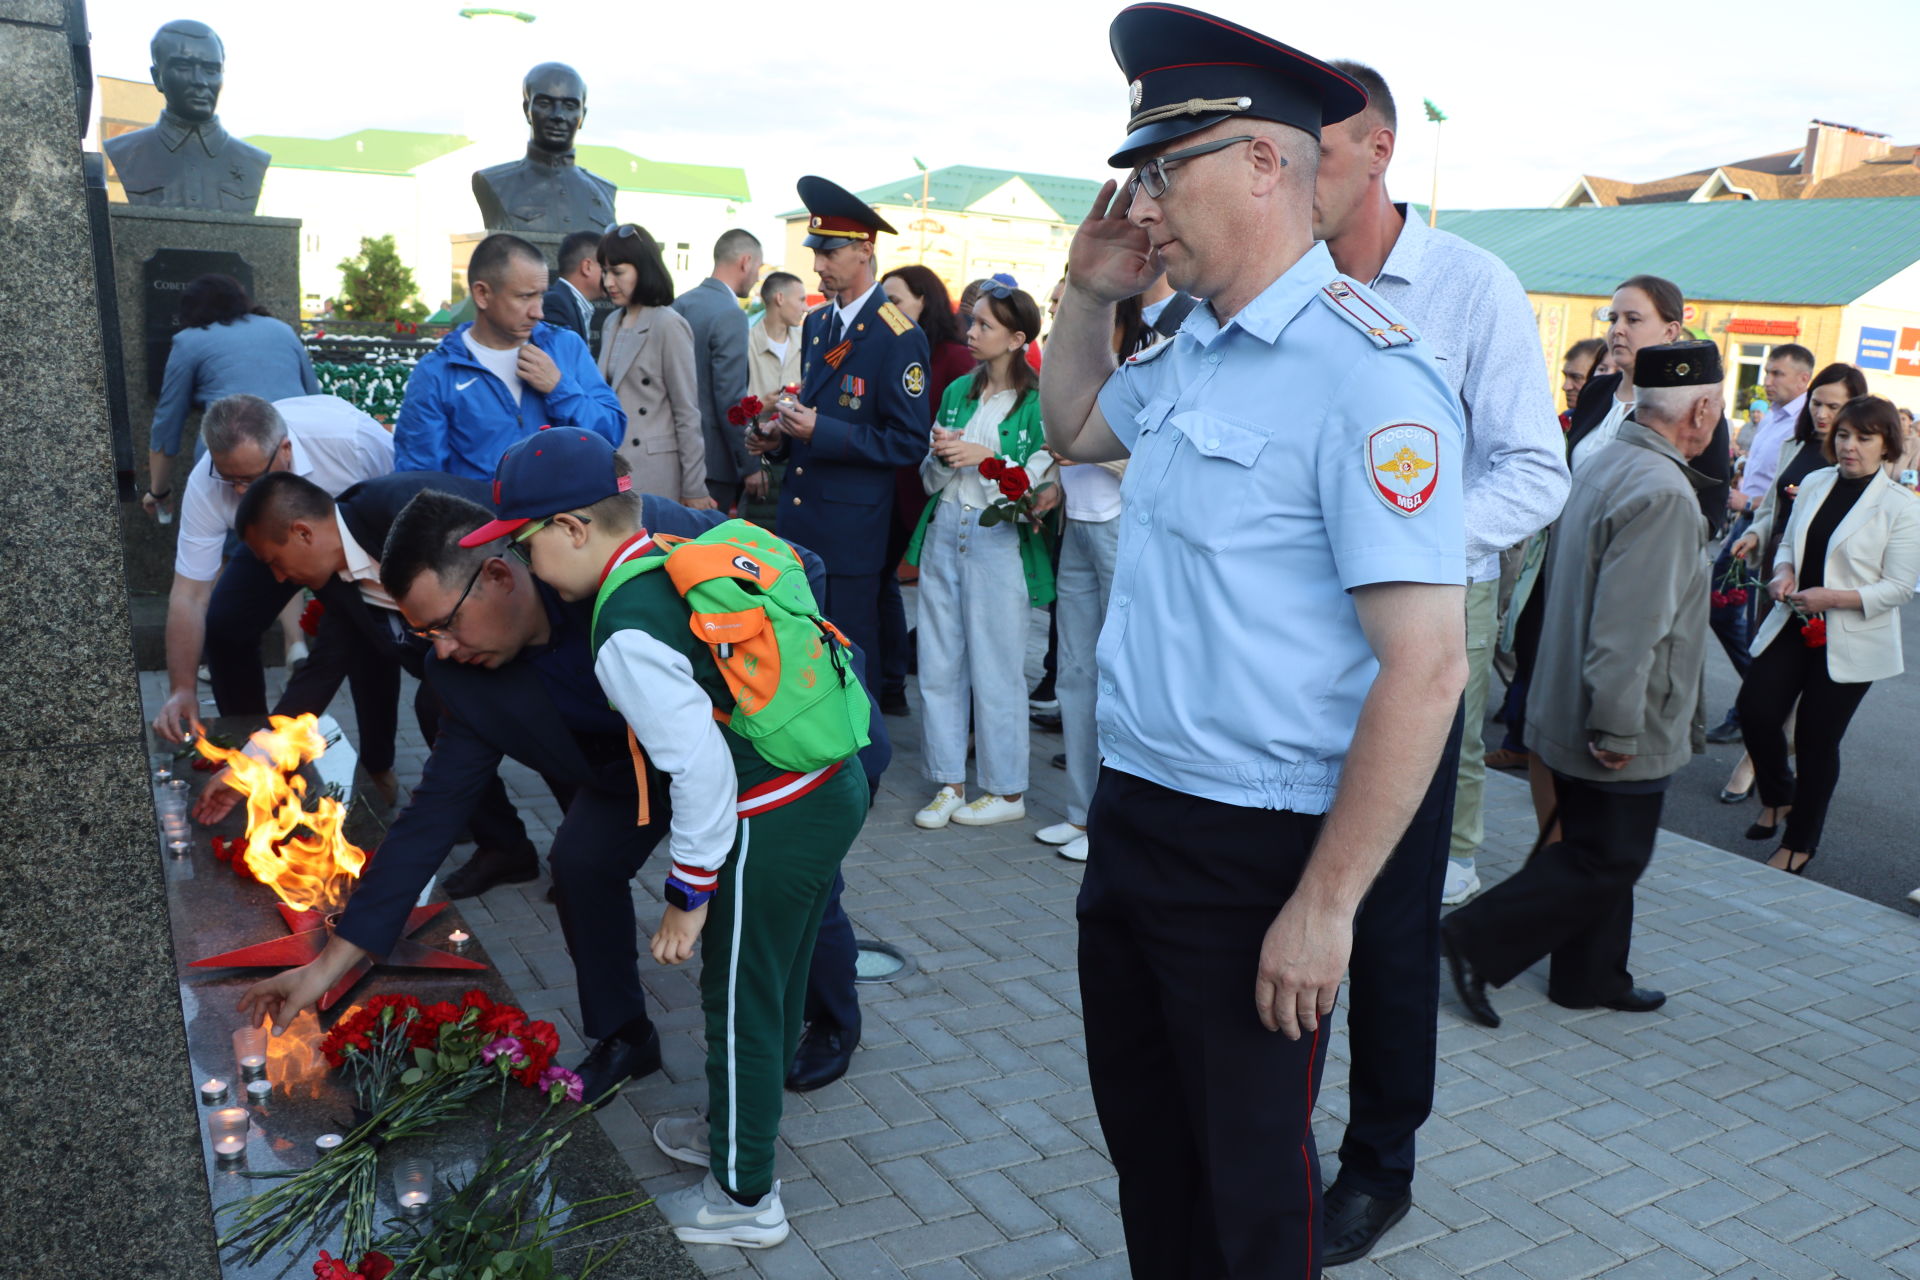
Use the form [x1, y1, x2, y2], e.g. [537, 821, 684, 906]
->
[853, 939, 914, 984]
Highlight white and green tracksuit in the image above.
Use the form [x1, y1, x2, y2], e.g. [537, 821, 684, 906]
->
[591, 534, 867, 1198]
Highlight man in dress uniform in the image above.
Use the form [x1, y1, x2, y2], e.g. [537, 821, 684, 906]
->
[1041, 6, 1468, 1276]
[1442, 342, 1721, 1030]
[471, 63, 618, 235]
[749, 176, 931, 672]
[105, 20, 269, 213]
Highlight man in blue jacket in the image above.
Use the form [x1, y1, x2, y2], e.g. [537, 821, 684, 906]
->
[395, 233, 623, 478]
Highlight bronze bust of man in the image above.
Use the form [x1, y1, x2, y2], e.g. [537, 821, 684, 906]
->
[471, 63, 619, 234]
[104, 19, 270, 214]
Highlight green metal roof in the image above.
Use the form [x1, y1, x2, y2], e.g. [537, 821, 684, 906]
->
[1434, 197, 1920, 305]
[243, 130, 748, 200]
[245, 129, 472, 175]
[779, 165, 1105, 225]
[572, 146, 749, 201]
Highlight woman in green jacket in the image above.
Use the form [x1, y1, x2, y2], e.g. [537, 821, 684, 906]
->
[906, 284, 1055, 830]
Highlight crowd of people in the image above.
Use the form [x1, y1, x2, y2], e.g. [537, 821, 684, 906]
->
[144, 3, 1920, 1271]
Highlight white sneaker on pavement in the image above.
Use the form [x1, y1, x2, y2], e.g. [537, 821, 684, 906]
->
[1035, 822, 1083, 845]
[653, 1173, 788, 1249]
[1441, 862, 1482, 906]
[950, 794, 1026, 826]
[653, 1115, 710, 1167]
[914, 787, 965, 829]
[1057, 834, 1089, 862]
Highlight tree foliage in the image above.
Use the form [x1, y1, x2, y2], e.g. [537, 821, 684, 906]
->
[336, 234, 427, 324]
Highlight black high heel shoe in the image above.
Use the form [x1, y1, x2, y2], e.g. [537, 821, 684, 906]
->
[1745, 806, 1783, 840]
[1778, 847, 1817, 876]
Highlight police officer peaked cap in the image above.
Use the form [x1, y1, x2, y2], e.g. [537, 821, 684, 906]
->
[798, 175, 897, 250]
[1106, 2, 1368, 167]
[1633, 341, 1725, 388]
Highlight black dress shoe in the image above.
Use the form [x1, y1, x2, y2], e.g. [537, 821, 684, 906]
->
[1705, 716, 1743, 745]
[574, 1025, 663, 1102]
[1051, 752, 1066, 770]
[1440, 927, 1500, 1028]
[785, 1025, 856, 1092]
[879, 689, 910, 717]
[1552, 987, 1666, 1014]
[1030, 710, 1062, 732]
[1321, 1183, 1413, 1267]
[442, 843, 539, 898]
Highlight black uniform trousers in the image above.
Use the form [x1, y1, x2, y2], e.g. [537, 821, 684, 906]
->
[1445, 771, 1664, 1005]
[1334, 708, 1463, 1200]
[1080, 767, 1335, 1280]
[825, 573, 884, 692]
[203, 545, 400, 771]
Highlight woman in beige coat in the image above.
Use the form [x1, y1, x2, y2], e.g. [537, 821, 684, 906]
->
[1735, 396, 1920, 874]
[596, 225, 712, 508]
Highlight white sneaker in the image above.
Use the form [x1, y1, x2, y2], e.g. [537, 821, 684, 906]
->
[653, 1115, 710, 1167]
[1057, 834, 1089, 863]
[950, 794, 1027, 826]
[1907, 887, 1920, 907]
[653, 1172, 788, 1248]
[285, 639, 310, 669]
[914, 787, 965, 829]
[1036, 822, 1083, 846]
[1441, 863, 1482, 906]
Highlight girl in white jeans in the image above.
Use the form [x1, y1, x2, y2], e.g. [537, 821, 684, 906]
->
[904, 284, 1056, 829]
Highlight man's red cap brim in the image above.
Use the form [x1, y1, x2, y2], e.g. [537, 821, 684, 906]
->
[459, 517, 531, 548]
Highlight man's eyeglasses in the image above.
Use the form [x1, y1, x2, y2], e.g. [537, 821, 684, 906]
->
[1126, 135, 1256, 202]
[404, 558, 489, 641]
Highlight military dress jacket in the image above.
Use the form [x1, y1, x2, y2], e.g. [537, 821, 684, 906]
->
[774, 290, 932, 577]
[105, 112, 268, 213]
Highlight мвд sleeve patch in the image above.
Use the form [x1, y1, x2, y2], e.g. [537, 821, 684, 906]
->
[1367, 423, 1440, 515]
[902, 362, 927, 398]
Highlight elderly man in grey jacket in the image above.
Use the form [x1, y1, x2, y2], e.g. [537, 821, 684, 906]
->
[1442, 341, 1724, 1029]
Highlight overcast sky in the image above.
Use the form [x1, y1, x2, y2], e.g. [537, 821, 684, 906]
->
[86, 0, 1920, 242]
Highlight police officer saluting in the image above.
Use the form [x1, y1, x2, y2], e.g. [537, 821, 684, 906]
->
[1041, 6, 1468, 1276]
[749, 177, 931, 669]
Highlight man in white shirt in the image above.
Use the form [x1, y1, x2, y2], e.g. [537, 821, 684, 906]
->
[541, 229, 604, 347]
[151, 393, 393, 745]
[1707, 344, 1813, 743]
[745, 271, 807, 504]
[1310, 60, 1570, 1265]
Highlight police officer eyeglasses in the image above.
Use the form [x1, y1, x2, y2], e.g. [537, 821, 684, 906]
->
[404, 558, 489, 640]
[1127, 135, 1256, 202]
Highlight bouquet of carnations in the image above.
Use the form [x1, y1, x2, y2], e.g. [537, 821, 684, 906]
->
[975, 457, 1055, 527]
[218, 991, 578, 1266]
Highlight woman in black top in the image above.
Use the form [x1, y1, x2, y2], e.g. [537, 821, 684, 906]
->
[1733, 397, 1920, 872]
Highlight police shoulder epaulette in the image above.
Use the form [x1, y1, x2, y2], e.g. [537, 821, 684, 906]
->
[1316, 278, 1419, 348]
[877, 302, 914, 337]
[1125, 335, 1176, 365]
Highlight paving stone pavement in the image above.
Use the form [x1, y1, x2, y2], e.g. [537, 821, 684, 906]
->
[144, 650, 1920, 1280]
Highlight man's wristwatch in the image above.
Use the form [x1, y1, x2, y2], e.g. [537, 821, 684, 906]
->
[663, 875, 713, 912]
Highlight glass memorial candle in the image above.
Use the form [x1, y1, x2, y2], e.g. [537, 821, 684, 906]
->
[208, 1107, 249, 1160]
[394, 1157, 433, 1216]
[233, 1025, 268, 1081]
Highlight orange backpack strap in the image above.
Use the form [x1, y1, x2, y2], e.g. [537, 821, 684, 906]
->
[626, 727, 651, 827]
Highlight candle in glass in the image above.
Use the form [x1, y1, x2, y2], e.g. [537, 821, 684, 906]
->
[207, 1107, 249, 1158]
[233, 1025, 268, 1081]
[394, 1157, 433, 1215]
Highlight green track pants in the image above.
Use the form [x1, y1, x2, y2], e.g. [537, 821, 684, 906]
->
[702, 759, 868, 1198]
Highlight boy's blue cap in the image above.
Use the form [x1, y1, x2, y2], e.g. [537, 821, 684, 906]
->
[459, 426, 629, 546]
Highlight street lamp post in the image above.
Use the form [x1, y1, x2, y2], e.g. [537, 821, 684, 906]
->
[1424, 98, 1447, 229]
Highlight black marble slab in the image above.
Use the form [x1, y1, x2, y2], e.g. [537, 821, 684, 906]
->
[166, 718, 699, 1279]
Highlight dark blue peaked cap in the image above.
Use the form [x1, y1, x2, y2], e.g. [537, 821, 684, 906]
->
[1106, 3, 1368, 167]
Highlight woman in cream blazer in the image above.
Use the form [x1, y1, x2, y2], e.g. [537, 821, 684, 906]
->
[1735, 396, 1920, 874]
[596, 226, 711, 506]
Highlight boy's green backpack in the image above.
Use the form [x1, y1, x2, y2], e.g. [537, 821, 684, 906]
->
[592, 519, 871, 773]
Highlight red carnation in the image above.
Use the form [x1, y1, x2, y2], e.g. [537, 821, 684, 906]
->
[1728, 588, 1749, 606]
[978, 457, 1005, 479]
[742, 395, 764, 417]
[298, 598, 325, 637]
[1710, 591, 1728, 608]
[726, 405, 746, 427]
[998, 469, 1032, 500]
[1802, 617, 1827, 648]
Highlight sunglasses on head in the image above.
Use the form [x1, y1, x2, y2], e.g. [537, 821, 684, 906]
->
[603, 223, 642, 239]
[978, 282, 1018, 300]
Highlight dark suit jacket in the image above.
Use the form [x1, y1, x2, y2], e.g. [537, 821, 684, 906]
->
[274, 471, 489, 719]
[331, 498, 891, 957]
[1565, 372, 1732, 537]
[541, 280, 592, 347]
[671, 278, 754, 486]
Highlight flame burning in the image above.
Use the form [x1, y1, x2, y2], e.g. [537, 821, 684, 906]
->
[266, 1009, 330, 1100]
[195, 714, 367, 913]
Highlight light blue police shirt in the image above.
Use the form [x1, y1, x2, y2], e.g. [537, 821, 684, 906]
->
[1093, 240, 1467, 815]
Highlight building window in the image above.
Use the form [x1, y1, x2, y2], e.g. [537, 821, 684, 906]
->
[1733, 342, 1771, 411]
[675, 243, 691, 272]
